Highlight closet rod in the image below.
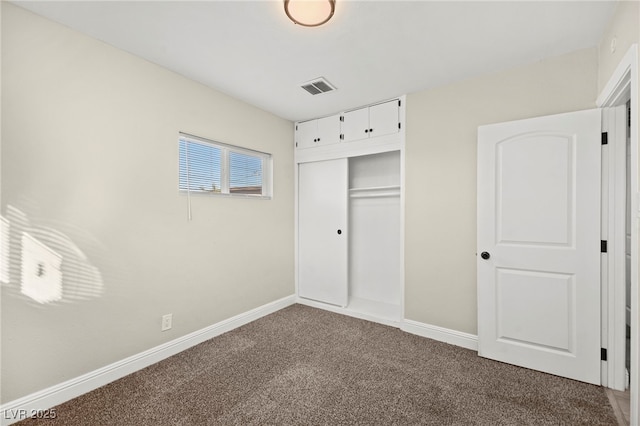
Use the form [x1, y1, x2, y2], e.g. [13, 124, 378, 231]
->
[349, 185, 400, 193]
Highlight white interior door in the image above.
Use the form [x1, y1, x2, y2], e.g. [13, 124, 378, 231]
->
[298, 159, 348, 307]
[477, 109, 601, 384]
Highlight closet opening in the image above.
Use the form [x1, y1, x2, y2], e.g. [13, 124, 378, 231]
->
[348, 151, 401, 322]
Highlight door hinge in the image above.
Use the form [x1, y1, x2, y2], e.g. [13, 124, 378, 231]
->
[295, 125, 298, 131]
[601, 240, 608, 253]
[398, 100, 401, 107]
[602, 132, 608, 145]
[340, 116, 344, 122]
[601, 348, 608, 361]
[340, 134, 344, 140]
[398, 122, 401, 129]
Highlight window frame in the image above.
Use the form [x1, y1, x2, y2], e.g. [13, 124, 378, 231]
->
[178, 132, 272, 199]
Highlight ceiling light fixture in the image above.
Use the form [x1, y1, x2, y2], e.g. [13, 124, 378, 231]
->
[284, 0, 336, 27]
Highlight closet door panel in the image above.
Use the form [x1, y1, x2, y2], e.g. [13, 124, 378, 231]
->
[298, 159, 348, 306]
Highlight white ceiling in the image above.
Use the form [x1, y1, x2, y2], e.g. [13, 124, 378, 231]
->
[14, 0, 617, 122]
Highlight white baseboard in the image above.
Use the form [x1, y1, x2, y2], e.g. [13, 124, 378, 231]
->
[0, 294, 296, 426]
[297, 297, 477, 351]
[401, 319, 478, 351]
[296, 297, 402, 328]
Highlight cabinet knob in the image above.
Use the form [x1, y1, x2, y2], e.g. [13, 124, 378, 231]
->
[337, 229, 342, 235]
[369, 128, 373, 132]
[365, 129, 369, 133]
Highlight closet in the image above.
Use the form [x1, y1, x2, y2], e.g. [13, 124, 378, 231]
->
[295, 97, 404, 324]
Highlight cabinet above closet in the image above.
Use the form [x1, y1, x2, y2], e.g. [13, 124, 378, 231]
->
[295, 114, 341, 149]
[342, 100, 401, 142]
[294, 96, 405, 164]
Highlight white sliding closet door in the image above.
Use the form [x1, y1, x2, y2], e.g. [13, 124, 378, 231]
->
[298, 159, 348, 307]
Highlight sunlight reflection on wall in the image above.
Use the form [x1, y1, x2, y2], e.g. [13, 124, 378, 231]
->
[0, 205, 105, 305]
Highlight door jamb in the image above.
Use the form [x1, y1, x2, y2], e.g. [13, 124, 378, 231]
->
[597, 44, 638, 425]
[601, 105, 628, 390]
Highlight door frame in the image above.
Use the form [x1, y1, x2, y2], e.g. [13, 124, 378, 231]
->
[601, 104, 629, 390]
[597, 44, 638, 424]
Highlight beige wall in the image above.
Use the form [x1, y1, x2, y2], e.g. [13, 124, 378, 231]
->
[2, 0, 637, 406]
[1, 3, 294, 402]
[404, 48, 599, 334]
[598, 0, 639, 211]
[597, 1, 639, 94]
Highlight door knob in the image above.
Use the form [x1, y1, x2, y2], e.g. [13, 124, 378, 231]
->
[480, 251, 490, 260]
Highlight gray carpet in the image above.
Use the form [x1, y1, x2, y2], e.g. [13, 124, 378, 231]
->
[19, 304, 617, 425]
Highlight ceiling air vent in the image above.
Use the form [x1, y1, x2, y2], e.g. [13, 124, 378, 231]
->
[300, 77, 336, 95]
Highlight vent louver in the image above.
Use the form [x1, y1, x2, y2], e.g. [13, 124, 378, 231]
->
[300, 77, 336, 95]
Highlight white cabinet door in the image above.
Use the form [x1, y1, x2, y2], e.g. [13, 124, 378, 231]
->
[298, 159, 348, 307]
[342, 107, 370, 142]
[316, 115, 341, 146]
[342, 100, 399, 142]
[477, 109, 601, 384]
[296, 115, 341, 149]
[369, 100, 400, 138]
[296, 120, 317, 149]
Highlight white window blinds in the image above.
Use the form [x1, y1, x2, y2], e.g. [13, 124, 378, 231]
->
[178, 133, 271, 201]
[179, 139, 222, 193]
[229, 151, 263, 195]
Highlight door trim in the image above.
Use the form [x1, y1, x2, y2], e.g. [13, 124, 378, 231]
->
[601, 105, 628, 390]
[597, 44, 638, 425]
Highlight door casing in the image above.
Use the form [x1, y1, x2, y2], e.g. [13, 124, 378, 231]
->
[597, 44, 638, 425]
[601, 105, 628, 390]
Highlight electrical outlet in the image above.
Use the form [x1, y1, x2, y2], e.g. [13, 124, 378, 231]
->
[161, 313, 172, 331]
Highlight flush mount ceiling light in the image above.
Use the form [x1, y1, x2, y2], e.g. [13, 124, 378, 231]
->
[284, 0, 336, 27]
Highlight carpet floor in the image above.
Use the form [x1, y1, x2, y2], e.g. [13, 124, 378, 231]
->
[19, 304, 617, 425]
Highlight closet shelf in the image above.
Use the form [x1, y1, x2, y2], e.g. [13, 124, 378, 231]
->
[349, 185, 400, 199]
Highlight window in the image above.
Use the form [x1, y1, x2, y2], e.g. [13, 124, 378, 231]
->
[179, 133, 271, 198]
[179, 138, 222, 193]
